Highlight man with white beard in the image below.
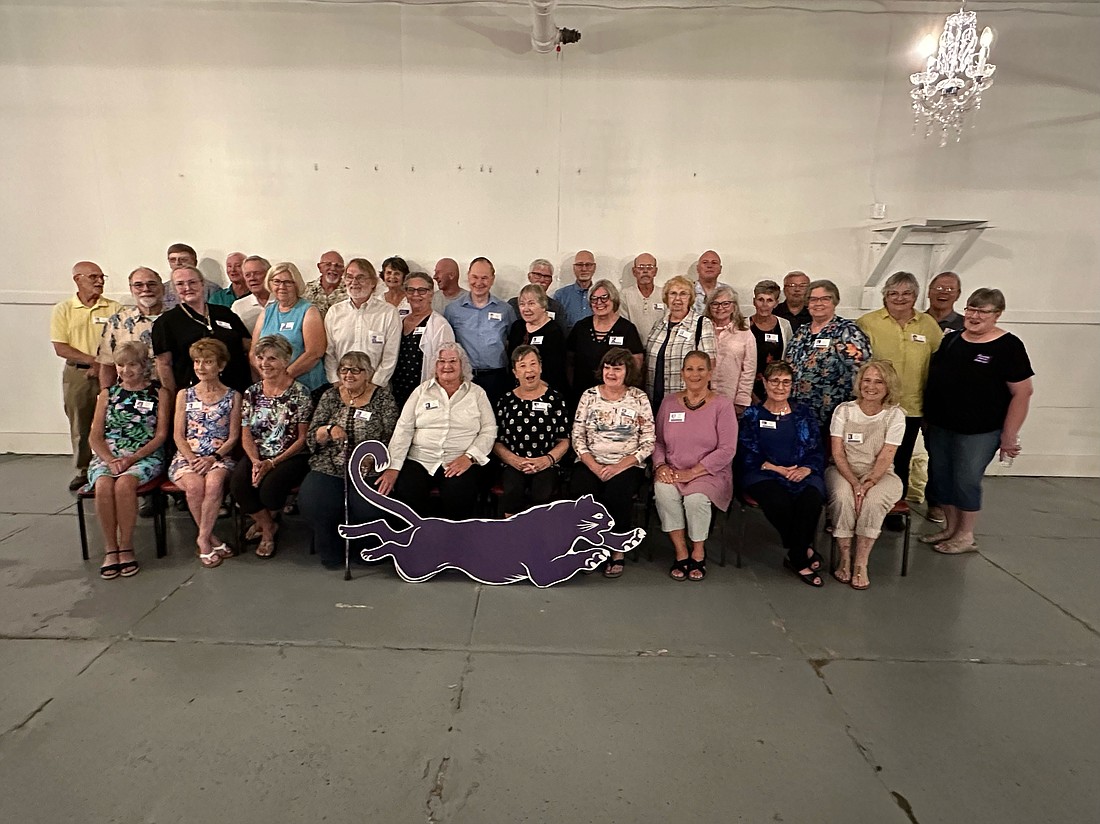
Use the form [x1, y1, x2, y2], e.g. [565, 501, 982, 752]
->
[96, 267, 166, 387]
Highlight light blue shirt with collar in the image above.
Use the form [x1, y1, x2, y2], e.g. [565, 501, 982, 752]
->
[552, 282, 594, 332]
[694, 280, 733, 315]
[443, 293, 516, 370]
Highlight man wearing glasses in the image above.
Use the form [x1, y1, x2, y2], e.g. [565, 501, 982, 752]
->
[619, 252, 665, 339]
[774, 270, 812, 330]
[926, 271, 965, 332]
[553, 250, 597, 333]
[163, 242, 218, 308]
[50, 261, 122, 490]
[96, 268, 166, 387]
[323, 258, 401, 390]
[693, 249, 732, 314]
[303, 250, 348, 318]
[508, 258, 567, 331]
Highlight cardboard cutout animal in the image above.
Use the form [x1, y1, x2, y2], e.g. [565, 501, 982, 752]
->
[339, 441, 645, 586]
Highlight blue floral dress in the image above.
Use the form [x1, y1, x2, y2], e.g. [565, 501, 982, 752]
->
[168, 387, 239, 480]
[242, 381, 313, 459]
[86, 384, 164, 486]
[786, 316, 872, 427]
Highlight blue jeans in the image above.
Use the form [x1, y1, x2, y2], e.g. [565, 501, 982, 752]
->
[925, 424, 1001, 512]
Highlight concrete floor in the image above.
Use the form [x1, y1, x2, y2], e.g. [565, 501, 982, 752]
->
[0, 454, 1097, 824]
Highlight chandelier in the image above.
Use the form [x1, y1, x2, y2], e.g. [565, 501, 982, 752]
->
[910, 3, 996, 146]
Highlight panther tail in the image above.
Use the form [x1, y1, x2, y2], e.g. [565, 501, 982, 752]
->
[345, 440, 420, 527]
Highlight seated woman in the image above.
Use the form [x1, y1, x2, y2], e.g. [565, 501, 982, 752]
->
[299, 351, 399, 570]
[230, 335, 313, 558]
[508, 284, 568, 393]
[86, 342, 170, 579]
[737, 360, 827, 587]
[376, 342, 497, 521]
[168, 338, 242, 569]
[492, 345, 571, 517]
[654, 351, 738, 582]
[825, 360, 905, 590]
[571, 347, 655, 579]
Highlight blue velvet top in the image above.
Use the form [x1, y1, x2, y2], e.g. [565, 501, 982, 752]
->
[736, 401, 825, 495]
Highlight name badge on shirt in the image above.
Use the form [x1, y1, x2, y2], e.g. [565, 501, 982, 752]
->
[764, 333, 780, 343]
[911, 333, 927, 343]
[399, 308, 410, 316]
[759, 419, 777, 429]
[530, 336, 544, 345]
[608, 335, 624, 346]
[654, 302, 665, 310]
[354, 409, 372, 420]
[677, 328, 691, 340]
[216, 319, 232, 330]
[974, 353, 991, 364]
[489, 312, 502, 321]
[846, 432, 864, 444]
[424, 400, 440, 410]
[668, 412, 686, 423]
[370, 333, 384, 344]
[532, 401, 549, 413]
[94, 317, 108, 324]
[813, 338, 831, 349]
[547, 311, 556, 320]
[621, 407, 636, 419]
[185, 400, 202, 412]
[279, 321, 295, 332]
[134, 399, 154, 411]
[412, 327, 425, 336]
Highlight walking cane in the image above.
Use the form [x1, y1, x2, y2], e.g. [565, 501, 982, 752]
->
[342, 405, 354, 581]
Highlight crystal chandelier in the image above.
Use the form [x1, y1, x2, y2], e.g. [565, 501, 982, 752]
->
[910, 3, 996, 146]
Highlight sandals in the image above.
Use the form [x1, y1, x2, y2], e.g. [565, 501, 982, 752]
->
[99, 551, 121, 580]
[687, 556, 706, 582]
[669, 558, 690, 581]
[783, 557, 823, 587]
[934, 538, 978, 555]
[116, 550, 140, 578]
[833, 553, 852, 584]
[255, 537, 278, 559]
[212, 542, 235, 559]
[603, 558, 625, 578]
[919, 530, 953, 545]
[198, 549, 223, 569]
[851, 564, 870, 590]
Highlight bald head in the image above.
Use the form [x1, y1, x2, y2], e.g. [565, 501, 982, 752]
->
[697, 250, 722, 284]
[572, 250, 596, 288]
[433, 257, 461, 293]
[317, 250, 345, 286]
[72, 261, 105, 300]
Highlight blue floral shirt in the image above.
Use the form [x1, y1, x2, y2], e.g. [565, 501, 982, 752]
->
[786, 316, 871, 427]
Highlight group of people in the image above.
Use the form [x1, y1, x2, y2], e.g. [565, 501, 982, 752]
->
[52, 246, 1033, 587]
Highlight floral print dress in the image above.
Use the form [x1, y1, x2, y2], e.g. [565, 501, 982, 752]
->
[786, 315, 872, 428]
[86, 384, 164, 486]
[168, 386, 239, 480]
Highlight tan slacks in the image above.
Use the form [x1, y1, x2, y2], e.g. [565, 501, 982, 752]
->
[825, 465, 903, 540]
[62, 363, 99, 472]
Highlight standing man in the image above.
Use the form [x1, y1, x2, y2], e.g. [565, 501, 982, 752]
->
[431, 257, 467, 312]
[50, 261, 121, 490]
[231, 255, 272, 331]
[619, 252, 665, 340]
[693, 250, 732, 314]
[209, 251, 249, 307]
[444, 257, 516, 403]
[163, 243, 217, 308]
[553, 250, 596, 332]
[97, 267, 165, 386]
[926, 271, 965, 332]
[303, 250, 347, 317]
[774, 270, 812, 330]
[508, 258, 567, 330]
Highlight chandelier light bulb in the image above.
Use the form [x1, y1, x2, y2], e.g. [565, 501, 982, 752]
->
[980, 27, 994, 48]
[918, 33, 938, 58]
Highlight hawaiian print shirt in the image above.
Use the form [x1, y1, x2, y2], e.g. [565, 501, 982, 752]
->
[786, 315, 872, 426]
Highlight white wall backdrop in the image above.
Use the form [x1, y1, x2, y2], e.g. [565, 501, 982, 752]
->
[2, 0, 1097, 474]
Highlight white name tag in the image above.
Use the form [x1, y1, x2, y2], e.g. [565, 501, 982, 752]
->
[621, 407, 636, 419]
[764, 333, 779, 343]
[424, 400, 440, 410]
[608, 335, 624, 346]
[846, 432, 864, 444]
[654, 302, 665, 310]
[186, 400, 203, 412]
[216, 319, 232, 330]
[94, 317, 108, 324]
[412, 327, 425, 336]
[354, 409, 372, 420]
[531, 336, 544, 345]
[532, 401, 549, 412]
[489, 312, 502, 321]
[547, 311, 556, 320]
[399, 308, 410, 316]
[370, 333, 384, 344]
[134, 399, 154, 411]
[813, 338, 831, 349]
[668, 412, 686, 423]
[911, 334, 927, 343]
[677, 328, 691, 340]
[974, 354, 991, 364]
[759, 419, 777, 429]
[279, 321, 295, 331]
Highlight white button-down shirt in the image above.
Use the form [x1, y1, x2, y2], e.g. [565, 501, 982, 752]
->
[387, 379, 497, 474]
[324, 298, 401, 387]
[231, 293, 269, 331]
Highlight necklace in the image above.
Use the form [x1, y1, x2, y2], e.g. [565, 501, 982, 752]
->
[765, 403, 791, 416]
[683, 394, 708, 411]
[345, 386, 367, 403]
[180, 302, 212, 333]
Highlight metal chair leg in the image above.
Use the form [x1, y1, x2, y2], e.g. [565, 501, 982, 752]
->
[153, 491, 167, 558]
[901, 509, 911, 576]
[77, 496, 89, 561]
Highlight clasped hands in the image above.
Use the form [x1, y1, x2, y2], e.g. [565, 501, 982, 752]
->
[769, 463, 811, 483]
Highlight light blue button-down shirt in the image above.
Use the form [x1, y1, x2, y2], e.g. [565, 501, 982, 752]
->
[552, 282, 593, 332]
[444, 293, 516, 370]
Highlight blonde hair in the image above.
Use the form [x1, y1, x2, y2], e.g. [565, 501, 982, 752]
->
[266, 262, 306, 294]
[853, 359, 901, 406]
[662, 275, 695, 306]
[189, 338, 229, 368]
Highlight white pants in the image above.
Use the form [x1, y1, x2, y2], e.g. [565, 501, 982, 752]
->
[654, 483, 712, 543]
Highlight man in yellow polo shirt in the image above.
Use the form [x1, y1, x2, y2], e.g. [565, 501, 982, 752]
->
[50, 261, 121, 490]
[858, 271, 943, 528]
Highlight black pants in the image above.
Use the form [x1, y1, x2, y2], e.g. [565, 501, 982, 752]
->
[745, 480, 824, 567]
[472, 368, 510, 407]
[230, 453, 310, 515]
[394, 460, 481, 521]
[298, 470, 393, 566]
[894, 416, 923, 499]
[569, 463, 643, 534]
[500, 465, 558, 514]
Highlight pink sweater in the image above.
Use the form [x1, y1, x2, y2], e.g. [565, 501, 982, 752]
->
[653, 393, 739, 511]
[711, 325, 756, 408]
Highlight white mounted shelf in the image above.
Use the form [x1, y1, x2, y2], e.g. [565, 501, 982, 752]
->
[865, 218, 990, 287]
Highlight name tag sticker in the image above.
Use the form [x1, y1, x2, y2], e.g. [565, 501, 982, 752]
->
[608, 335, 625, 346]
[353, 409, 372, 420]
[412, 327, 425, 336]
[547, 311, 556, 320]
[279, 321, 295, 332]
[654, 302, 665, 310]
[370, 333, 384, 345]
[488, 312, 502, 321]
[668, 412, 686, 423]
[764, 333, 780, 343]
[530, 336, 544, 345]
[216, 319, 232, 329]
[399, 308, 410, 316]
[911, 333, 927, 343]
[134, 399, 154, 411]
[974, 353, 991, 364]
[185, 400, 202, 412]
[678, 328, 691, 340]
[814, 338, 831, 349]
[621, 407, 636, 419]
[760, 419, 777, 429]
[846, 432, 864, 444]
[532, 401, 549, 412]
[424, 400, 440, 410]
[94, 317, 108, 324]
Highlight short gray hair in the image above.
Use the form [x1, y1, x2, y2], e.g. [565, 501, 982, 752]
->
[882, 271, 920, 301]
[589, 279, 621, 312]
[518, 283, 548, 309]
[529, 258, 554, 275]
[244, 255, 271, 270]
[435, 341, 473, 382]
[253, 335, 293, 364]
[966, 287, 1006, 314]
[807, 278, 840, 304]
[339, 350, 376, 381]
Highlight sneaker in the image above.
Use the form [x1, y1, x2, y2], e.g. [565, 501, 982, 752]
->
[69, 472, 88, 491]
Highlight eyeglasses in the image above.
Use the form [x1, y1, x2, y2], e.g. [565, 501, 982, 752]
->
[405, 286, 432, 295]
[885, 291, 915, 300]
[574, 262, 596, 269]
[131, 281, 160, 290]
[345, 275, 371, 283]
[710, 301, 734, 310]
[338, 366, 365, 375]
[80, 273, 107, 282]
[634, 264, 656, 272]
[964, 306, 998, 316]
[807, 296, 833, 304]
[270, 279, 296, 288]
[590, 294, 611, 304]
[932, 286, 958, 293]
[766, 378, 793, 387]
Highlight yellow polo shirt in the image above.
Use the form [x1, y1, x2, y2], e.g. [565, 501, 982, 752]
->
[50, 294, 122, 356]
[856, 308, 943, 417]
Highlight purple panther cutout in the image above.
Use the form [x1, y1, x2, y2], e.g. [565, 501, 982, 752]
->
[339, 441, 645, 586]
